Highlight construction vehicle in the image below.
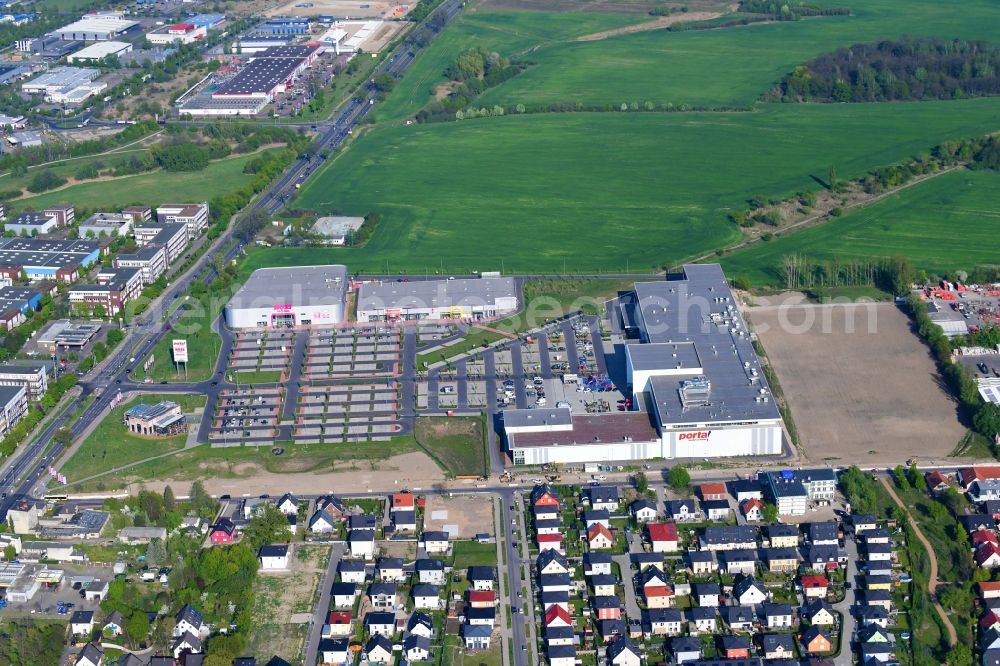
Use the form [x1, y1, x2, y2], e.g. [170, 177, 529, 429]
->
[499, 471, 513, 483]
[906, 457, 917, 467]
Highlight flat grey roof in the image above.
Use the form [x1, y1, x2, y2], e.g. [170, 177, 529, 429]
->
[357, 277, 517, 312]
[215, 56, 304, 96]
[503, 407, 572, 429]
[634, 265, 781, 427]
[627, 341, 701, 372]
[228, 264, 347, 310]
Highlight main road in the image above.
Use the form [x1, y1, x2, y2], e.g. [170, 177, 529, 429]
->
[0, 0, 466, 518]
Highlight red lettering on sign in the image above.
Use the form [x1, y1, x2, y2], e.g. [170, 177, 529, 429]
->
[678, 431, 711, 441]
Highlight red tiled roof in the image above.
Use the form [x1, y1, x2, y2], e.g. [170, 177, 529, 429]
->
[327, 611, 351, 624]
[800, 575, 829, 589]
[976, 543, 1000, 566]
[925, 471, 950, 488]
[588, 523, 613, 542]
[981, 612, 1000, 629]
[960, 467, 1000, 486]
[537, 533, 562, 542]
[544, 605, 572, 626]
[647, 522, 678, 542]
[741, 498, 764, 513]
[468, 590, 495, 603]
[645, 585, 674, 597]
[973, 531, 999, 546]
[979, 581, 1000, 592]
[699, 483, 727, 498]
[392, 493, 415, 508]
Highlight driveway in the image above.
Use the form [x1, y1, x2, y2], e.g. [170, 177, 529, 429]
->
[612, 553, 641, 621]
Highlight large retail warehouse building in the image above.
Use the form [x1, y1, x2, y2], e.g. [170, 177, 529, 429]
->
[505, 264, 783, 465]
[224, 265, 348, 329]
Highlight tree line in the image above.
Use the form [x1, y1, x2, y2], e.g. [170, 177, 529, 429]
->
[413, 47, 528, 122]
[773, 36, 1000, 102]
[738, 0, 849, 20]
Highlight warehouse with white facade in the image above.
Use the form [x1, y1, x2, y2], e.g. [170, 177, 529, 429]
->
[504, 264, 784, 465]
[357, 276, 518, 323]
[225, 265, 347, 329]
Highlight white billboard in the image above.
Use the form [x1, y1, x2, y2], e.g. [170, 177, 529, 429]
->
[172, 339, 189, 364]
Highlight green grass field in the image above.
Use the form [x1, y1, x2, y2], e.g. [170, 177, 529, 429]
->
[139, 291, 232, 383]
[12, 151, 273, 212]
[452, 540, 498, 568]
[375, 10, 648, 123]
[414, 416, 488, 476]
[721, 169, 1000, 286]
[61, 393, 206, 487]
[478, 0, 1000, 109]
[285, 98, 1000, 273]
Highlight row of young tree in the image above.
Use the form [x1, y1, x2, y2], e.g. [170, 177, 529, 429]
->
[774, 37, 1000, 102]
[738, 0, 850, 20]
[780, 254, 915, 293]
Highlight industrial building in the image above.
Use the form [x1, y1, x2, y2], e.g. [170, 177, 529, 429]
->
[0, 384, 27, 436]
[66, 40, 131, 64]
[51, 13, 139, 41]
[0, 286, 44, 329]
[0, 362, 48, 401]
[113, 245, 166, 285]
[123, 400, 186, 436]
[21, 67, 106, 104]
[232, 36, 292, 54]
[356, 276, 518, 323]
[78, 212, 132, 239]
[504, 264, 784, 465]
[121, 206, 152, 225]
[36, 319, 101, 354]
[146, 22, 207, 45]
[156, 203, 208, 235]
[311, 216, 364, 245]
[188, 14, 226, 30]
[224, 264, 347, 329]
[133, 223, 189, 264]
[179, 44, 320, 116]
[0, 238, 101, 281]
[0, 63, 29, 85]
[255, 17, 310, 35]
[4, 212, 59, 236]
[318, 21, 382, 54]
[68, 267, 142, 316]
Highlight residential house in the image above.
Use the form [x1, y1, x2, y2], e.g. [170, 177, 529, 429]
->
[534, 503, 559, 521]
[856, 604, 888, 628]
[422, 531, 449, 554]
[537, 532, 564, 553]
[865, 589, 892, 611]
[548, 645, 577, 666]
[377, 557, 405, 582]
[608, 638, 642, 666]
[764, 547, 799, 573]
[584, 509, 611, 529]
[542, 590, 570, 612]
[462, 623, 492, 650]
[318, 638, 349, 665]
[645, 608, 683, 636]
[804, 545, 842, 571]
[977, 543, 1000, 569]
[807, 522, 839, 546]
[801, 627, 832, 654]
[538, 550, 570, 575]
[741, 498, 764, 522]
[174, 605, 206, 638]
[322, 611, 352, 637]
[209, 518, 235, 544]
[926, 471, 951, 494]
[724, 606, 756, 632]
[688, 607, 717, 634]
[365, 635, 393, 664]
[981, 582, 1000, 600]
[961, 514, 996, 532]
[802, 599, 836, 627]
[468, 590, 495, 608]
[633, 552, 665, 571]
[687, 550, 717, 574]
[971, 479, 1000, 503]
[416, 558, 445, 585]
[545, 625, 574, 646]
[862, 528, 892, 545]
[369, 583, 397, 609]
[733, 576, 768, 606]
[761, 602, 793, 629]
[796, 576, 827, 602]
[591, 573, 617, 597]
[468, 567, 497, 591]
[276, 493, 298, 515]
[729, 479, 764, 503]
[849, 514, 878, 534]
[338, 560, 366, 584]
[172, 632, 202, 660]
[540, 572, 572, 594]
[365, 611, 395, 637]
[310, 496, 347, 531]
[699, 483, 729, 501]
[331, 582, 357, 609]
[593, 595, 622, 620]
[535, 517, 562, 535]
[862, 641, 895, 663]
[703, 500, 731, 521]
[391, 492, 415, 512]
[673, 636, 703, 664]
[408, 612, 434, 639]
[75, 644, 103, 666]
[348, 529, 376, 559]
[632, 499, 657, 522]
[648, 522, 679, 553]
[102, 611, 124, 637]
[720, 635, 751, 659]
[404, 634, 431, 662]
[259, 544, 288, 570]
[544, 605, 573, 628]
[667, 499, 698, 522]
[467, 606, 496, 626]
[587, 523, 614, 550]
[531, 484, 561, 509]
[693, 583, 721, 607]
[766, 524, 799, 548]
[722, 549, 758, 576]
[584, 552, 613, 576]
[763, 634, 795, 660]
[701, 525, 757, 551]
[865, 542, 893, 562]
[349, 514, 378, 530]
[71, 610, 95, 636]
[587, 485, 620, 512]
[392, 510, 416, 533]
[645, 584, 675, 609]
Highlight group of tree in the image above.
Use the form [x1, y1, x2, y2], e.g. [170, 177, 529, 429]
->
[774, 37, 1000, 102]
[437, 47, 528, 115]
[738, 0, 849, 20]
[0, 620, 66, 665]
[778, 253, 915, 294]
[0, 373, 77, 457]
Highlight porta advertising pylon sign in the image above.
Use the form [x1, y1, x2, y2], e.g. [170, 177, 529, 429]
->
[172, 339, 189, 364]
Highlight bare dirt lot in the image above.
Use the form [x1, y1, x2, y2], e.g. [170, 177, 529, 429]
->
[266, 0, 414, 19]
[249, 544, 325, 661]
[748, 297, 967, 466]
[423, 493, 494, 539]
